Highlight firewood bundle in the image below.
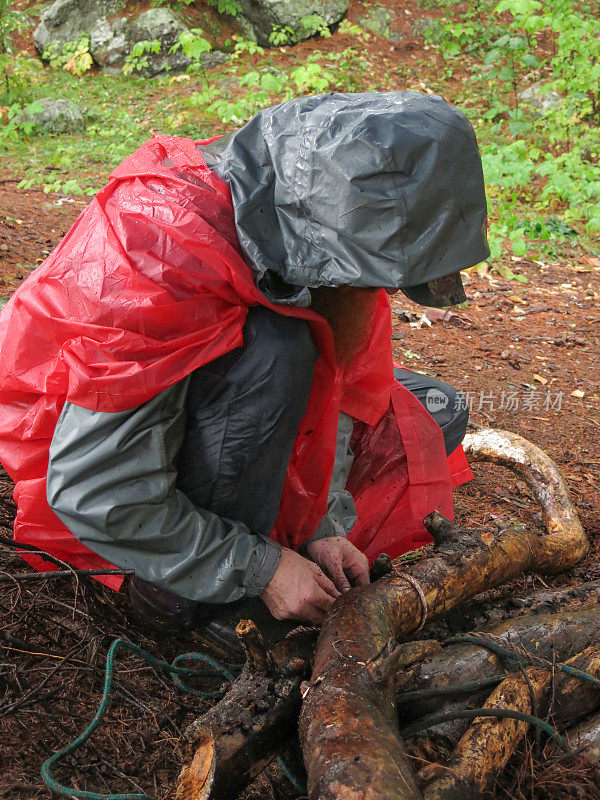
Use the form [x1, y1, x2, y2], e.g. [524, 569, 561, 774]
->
[176, 429, 600, 800]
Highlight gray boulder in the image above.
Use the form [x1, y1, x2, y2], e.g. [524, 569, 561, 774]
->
[34, 0, 123, 55]
[19, 98, 85, 134]
[518, 82, 562, 115]
[358, 5, 399, 41]
[128, 8, 228, 75]
[411, 16, 439, 37]
[35, 2, 227, 75]
[129, 8, 190, 75]
[237, 0, 348, 46]
[89, 16, 129, 70]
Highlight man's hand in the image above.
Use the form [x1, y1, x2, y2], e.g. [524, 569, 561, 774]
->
[261, 548, 340, 624]
[305, 537, 370, 593]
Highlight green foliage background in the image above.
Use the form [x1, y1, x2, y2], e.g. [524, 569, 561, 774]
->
[1, 0, 599, 274]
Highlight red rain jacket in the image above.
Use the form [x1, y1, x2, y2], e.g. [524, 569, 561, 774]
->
[0, 136, 472, 590]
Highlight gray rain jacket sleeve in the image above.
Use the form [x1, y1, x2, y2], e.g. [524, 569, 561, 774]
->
[46, 377, 282, 604]
[307, 413, 357, 543]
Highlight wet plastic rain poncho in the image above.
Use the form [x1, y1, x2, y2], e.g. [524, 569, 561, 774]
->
[0, 92, 489, 595]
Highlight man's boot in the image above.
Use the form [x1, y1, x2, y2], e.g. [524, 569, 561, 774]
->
[128, 577, 297, 661]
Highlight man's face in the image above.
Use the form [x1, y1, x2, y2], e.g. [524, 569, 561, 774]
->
[310, 286, 381, 366]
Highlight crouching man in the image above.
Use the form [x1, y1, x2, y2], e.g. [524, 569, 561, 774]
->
[0, 92, 489, 652]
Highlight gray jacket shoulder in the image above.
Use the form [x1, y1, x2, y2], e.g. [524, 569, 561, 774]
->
[46, 378, 281, 603]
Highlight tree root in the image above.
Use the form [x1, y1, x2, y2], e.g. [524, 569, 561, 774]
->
[299, 428, 587, 800]
[564, 712, 600, 764]
[398, 604, 600, 755]
[443, 579, 600, 634]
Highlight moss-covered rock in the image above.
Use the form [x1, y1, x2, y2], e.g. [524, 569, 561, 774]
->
[237, 0, 348, 46]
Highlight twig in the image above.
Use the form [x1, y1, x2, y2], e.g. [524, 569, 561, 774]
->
[0, 568, 133, 583]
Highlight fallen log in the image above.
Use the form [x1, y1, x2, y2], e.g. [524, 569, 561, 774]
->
[419, 643, 600, 800]
[176, 625, 316, 800]
[398, 604, 600, 754]
[299, 428, 587, 800]
[443, 578, 600, 634]
[564, 712, 600, 764]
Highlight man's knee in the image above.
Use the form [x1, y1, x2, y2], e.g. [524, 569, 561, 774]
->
[394, 368, 468, 455]
[443, 387, 469, 455]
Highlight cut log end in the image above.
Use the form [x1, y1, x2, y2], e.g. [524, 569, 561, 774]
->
[175, 728, 215, 800]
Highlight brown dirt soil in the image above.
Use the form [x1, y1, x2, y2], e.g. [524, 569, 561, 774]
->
[1, 1, 599, 798]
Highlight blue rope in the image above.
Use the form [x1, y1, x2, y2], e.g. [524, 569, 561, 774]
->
[447, 634, 600, 690]
[41, 637, 240, 800]
[276, 754, 307, 795]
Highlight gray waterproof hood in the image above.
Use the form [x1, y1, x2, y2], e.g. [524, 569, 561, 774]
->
[200, 91, 489, 305]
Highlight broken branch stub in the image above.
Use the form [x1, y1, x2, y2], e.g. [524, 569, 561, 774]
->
[176, 627, 315, 800]
[299, 428, 587, 800]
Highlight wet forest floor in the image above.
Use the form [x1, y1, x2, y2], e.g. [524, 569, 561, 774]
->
[0, 181, 599, 800]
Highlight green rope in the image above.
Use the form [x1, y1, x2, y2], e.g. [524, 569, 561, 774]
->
[41, 637, 240, 800]
[276, 754, 307, 795]
[402, 707, 569, 750]
[446, 634, 600, 691]
[397, 673, 507, 703]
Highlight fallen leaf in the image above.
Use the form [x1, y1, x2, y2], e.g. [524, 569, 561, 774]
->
[571, 389, 586, 398]
[533, 374, 548, 385]
[424, 308, 473, 327]
[583, 255, 600, 268]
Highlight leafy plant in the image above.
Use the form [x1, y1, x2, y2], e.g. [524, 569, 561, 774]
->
[325, 47, 370, 93]
[228, 34, 265, 60]
[171, 28, 212, 77]
[337, 19, 371, 39]
[300, 14, 331, 39]
[290, 60, 333, 93]
[0, 99, 43, 142]
[1, 53, 45, 103]
[44, 35, 93, 76]
[268, 25, 295, 46]
[152, 0, 195, 8]
[207, 0, 241, 15]
[122, 39, 161, 75]
[0, 0, 28, 53]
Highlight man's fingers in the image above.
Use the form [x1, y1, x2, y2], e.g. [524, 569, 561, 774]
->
[327, 560, 352, 592]
[312, 565, 340, 598]
[344, 554, 371, 587]
[299, 603, 326, 625]
[309, 580, 338, 613]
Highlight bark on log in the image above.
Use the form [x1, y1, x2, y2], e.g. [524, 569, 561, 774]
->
[564, 712, 600, 764]
[367, 640, 442, 688]
[299, 428, 587, 800]
[419, 667, 550, 800]
[443, 579, 600, 634]
[420, 644, 600, 800]
[176, 627, 316, 800]
[398, 604, 600, 753]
